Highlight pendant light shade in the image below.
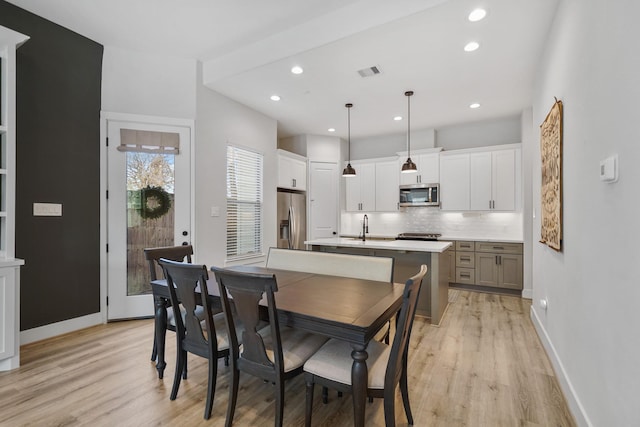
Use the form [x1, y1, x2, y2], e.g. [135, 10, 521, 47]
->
[342, 103, 356, 177]
[401, 91, 418, 174]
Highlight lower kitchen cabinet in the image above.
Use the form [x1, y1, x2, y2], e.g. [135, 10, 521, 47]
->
[449, 240, 523, 291]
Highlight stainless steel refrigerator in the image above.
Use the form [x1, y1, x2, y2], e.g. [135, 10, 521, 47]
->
[277, 189, 306, 249]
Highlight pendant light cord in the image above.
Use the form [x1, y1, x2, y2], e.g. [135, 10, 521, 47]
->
[406, 91, 412, 157]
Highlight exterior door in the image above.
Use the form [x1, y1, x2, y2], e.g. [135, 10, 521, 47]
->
[106, 118, 191, 320]
[309, 162, 338, 239]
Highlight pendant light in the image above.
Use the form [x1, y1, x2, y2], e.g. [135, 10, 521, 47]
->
[342, 103, 356, 177]
[401, 91, 418, 174]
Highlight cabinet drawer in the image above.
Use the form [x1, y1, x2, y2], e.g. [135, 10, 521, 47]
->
[455, 251, 475, 268]
[475, 242, 522, 254]
[455, 241, 475, 251]
[455, 268, 475, 285]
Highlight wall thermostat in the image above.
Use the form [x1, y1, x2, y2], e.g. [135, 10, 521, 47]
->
[599, 155, 618, 183]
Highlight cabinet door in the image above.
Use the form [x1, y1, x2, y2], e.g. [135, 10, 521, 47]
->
[359, 163, 376, 211]
[417, 153, 439, 184]
[439, 154, 470, 210]
[498, 254, 523, 289]
[344, 163, 375, 211]
[375, 160, 399, 211]
[345, 173, 362, 211]
[469, 152, 492, 210]
[492, 149, 516, 210]
[447, 249, 456, 283]
[290, 157, 307, 191]
[475, 253, 499, 287]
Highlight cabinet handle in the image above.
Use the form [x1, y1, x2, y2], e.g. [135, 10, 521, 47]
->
[493, 246, 504, 250]
[461, 256, 470, 261]
[461, 273, 470, 278]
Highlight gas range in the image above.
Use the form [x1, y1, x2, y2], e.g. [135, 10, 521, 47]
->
[396, 232, 442, 241]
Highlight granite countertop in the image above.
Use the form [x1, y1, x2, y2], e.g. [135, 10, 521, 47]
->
[304, 237, 452, 253]
[338, 234, 524, 244]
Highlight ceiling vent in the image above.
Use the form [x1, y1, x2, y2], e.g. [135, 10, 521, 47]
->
[357, 66, 381, 78]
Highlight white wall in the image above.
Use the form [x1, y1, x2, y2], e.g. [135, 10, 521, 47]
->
[436, 115, 521, 150]
[195, 63, 277, 267]
[350, 128, 435, 160]
[102, 46, 197, 118]
[530, 1, 640, 425]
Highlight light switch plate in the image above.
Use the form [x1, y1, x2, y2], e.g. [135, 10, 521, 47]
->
[599, 155, 618, 183]
[211, 206, 221, 217]
[33, 203, 63, 216]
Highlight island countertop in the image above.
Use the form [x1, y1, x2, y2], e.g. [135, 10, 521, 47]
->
[304, 237, 452, 253]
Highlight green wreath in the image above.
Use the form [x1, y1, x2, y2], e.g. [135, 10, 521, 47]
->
[138, 186, 172, 220]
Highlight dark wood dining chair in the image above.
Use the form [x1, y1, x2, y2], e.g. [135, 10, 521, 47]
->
[145, 245, 208, 380]
[158, 258, 232, 420]
[303, 264, 428, 427]
[211, 266, 329, 427]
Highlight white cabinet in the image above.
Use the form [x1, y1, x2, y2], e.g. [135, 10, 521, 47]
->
[398, 153, 440, 185]
[470, 149, 517, 210]
[0, 26, 27, 371]
[375, 160, 400, 212]
[277, 150, 307, 191]
[345, 162, 375, 211]
[439, 153, 470, 211]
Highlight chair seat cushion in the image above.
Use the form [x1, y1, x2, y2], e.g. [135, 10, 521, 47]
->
[260, 327, 328, 373]
[167, 305, 205, 327]
[304, 338, 391, 389]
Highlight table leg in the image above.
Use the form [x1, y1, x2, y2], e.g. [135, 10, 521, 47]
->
[350, 343, 369, 427]
[154, 295, 169, 379]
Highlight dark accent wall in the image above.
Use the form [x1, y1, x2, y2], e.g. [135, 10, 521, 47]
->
[0, 1, 103, 330]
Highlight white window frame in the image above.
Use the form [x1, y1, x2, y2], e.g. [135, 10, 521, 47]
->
[226, 145, 264, 261]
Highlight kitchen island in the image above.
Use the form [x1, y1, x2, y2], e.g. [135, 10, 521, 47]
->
[304, 237, 452, 326]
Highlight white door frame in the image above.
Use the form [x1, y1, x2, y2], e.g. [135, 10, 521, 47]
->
[99, 111, 196, 323]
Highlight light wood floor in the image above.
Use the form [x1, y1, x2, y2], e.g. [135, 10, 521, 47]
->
[0, 291, 576, 426]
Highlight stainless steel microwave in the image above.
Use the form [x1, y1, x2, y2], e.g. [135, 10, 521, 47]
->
[399, 183, 440, 207]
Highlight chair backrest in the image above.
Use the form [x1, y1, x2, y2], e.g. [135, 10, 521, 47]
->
[144, 245, 194, 281]
[385, 264, 427, 391]
[266, 247, 394, 282]
[211, 267, 283, 381]
[159, 258, 216, 358]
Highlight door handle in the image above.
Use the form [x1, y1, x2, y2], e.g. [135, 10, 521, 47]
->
[288, 207, 294, 249]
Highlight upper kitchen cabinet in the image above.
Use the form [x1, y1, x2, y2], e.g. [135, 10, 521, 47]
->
[469, 147, 520, 211]
[439, 144, 521, 212]
[439, 153, 470, 211]
[277, 149, 307, 191]
[374, 159, 400, 212]
[398, 149, 442, 185]
[345, 162, 375, 211]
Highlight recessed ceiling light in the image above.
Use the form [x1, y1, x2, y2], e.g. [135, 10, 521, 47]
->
[328, 128, 336, 132]
[470, 103, 481, 109]
[270, 95, 281, 101]
[464, 41, 480, 52]
[291, 66, 303, 75]
[394, 116, 403, 121]
[468, 8, 487, 22]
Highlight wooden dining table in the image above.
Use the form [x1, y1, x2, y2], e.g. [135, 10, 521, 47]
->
[151, 265, 405, 427]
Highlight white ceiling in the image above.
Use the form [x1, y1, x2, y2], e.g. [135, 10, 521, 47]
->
[7, 0, 559, 139]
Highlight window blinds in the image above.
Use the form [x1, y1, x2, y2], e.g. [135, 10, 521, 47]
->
[226, 146, 263, 259]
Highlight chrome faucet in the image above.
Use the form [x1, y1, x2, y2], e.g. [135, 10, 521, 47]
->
[362, 214, 369, 241]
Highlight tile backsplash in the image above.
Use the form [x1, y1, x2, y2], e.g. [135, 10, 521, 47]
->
[341, 208, 523, 241]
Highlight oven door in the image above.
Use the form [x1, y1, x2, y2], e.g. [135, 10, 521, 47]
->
[399, 184, 440, 207]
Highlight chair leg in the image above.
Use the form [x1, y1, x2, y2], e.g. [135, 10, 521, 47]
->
[383, 387, 397, 427]
[275, 378, 285, 427]
[204, 356, 217, 419]
[170, 349, 186, 400]
[151, 335, 158, 362]
[305, 376, 315, 427]
[225, 367, 239, 427]
[400, 365, 413, 425]
[182, 357, 188, 380]
[322, 386, 328, 404]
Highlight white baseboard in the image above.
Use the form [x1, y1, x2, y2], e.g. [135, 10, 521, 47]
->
[530, 307, 591, 427]
[20, 313, 104, 345]
[521, 288, 533, 299]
